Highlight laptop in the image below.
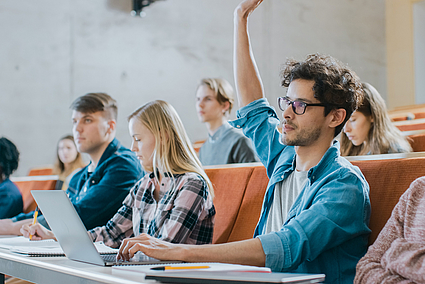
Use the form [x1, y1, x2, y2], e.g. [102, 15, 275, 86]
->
[146, 271, 325, 284]
[31, 190, 183, 266]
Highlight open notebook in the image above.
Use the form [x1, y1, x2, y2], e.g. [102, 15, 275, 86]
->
[0, 236, 117, 257]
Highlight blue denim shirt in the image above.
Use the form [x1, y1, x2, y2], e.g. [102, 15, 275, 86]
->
[13, 138, 143, 230]
[229, 99, 371, 284]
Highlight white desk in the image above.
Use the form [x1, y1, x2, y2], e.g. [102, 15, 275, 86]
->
[0, 248, 156, 284]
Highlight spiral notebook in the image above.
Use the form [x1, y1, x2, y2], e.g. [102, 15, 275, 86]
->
[0, 236, 117, 257]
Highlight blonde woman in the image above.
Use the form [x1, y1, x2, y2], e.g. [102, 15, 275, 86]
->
[22, 100, 215, 248]
[53, 135, 86, 191]
[341, 82, 412, 156]
[196, 78, 258, 165]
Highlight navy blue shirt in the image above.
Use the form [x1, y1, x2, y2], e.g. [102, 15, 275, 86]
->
[0, 178, 23, 219]
[13, 138, 143, 230]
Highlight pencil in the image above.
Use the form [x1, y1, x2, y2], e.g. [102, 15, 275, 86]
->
[150, 265, 210, 271]
[29, 206, 39, 240]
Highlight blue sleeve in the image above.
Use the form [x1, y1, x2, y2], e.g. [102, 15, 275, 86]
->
[258, 172, 370, 271]
[229, 98, 290, 176]
[68, 156, 141, 230]
[0, 191, 23, 219]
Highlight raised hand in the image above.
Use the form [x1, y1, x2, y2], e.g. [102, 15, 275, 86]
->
[235, 0, 264, 18]
[20, 223, 56, 241]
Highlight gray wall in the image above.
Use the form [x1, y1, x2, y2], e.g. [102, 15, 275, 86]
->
[414, 0, 425, 104]
[0, 0, 386, 176]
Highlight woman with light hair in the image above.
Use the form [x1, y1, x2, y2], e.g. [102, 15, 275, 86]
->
[53, 135, 86, 191]
[21, 100, 215, 249]
[340, 82, 412, 156]
[196, 78, 258, 165]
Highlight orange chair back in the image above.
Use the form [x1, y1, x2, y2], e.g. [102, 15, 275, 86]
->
[351, 157, 425, 245]
[12, 177, 58, 213]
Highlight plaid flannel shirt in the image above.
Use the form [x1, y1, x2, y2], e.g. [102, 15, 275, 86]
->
[89, 172, 215, 248]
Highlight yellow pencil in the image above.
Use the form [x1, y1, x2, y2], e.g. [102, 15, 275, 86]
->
[151, 265, 210, 271]
[29, 206, 39, 240]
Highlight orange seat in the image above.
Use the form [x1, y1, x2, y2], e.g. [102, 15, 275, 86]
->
[407, 133, 425, 152]
[227, 166, 268, 242]
[350, 156, 425, 245]
[28, 167, 54, 176]
[11, 177, 58, 213]
[205, 166, 255, 244]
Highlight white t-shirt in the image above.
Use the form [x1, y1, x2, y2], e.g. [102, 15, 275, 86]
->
[265, 169, 308, 234]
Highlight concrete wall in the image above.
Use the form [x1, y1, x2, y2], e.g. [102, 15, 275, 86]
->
[414, 0, 425, 104]
[0, 0, 386, 176]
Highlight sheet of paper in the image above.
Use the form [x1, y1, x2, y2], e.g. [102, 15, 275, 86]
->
[0, 236, 117, 255]
[0, 236, 58, 249]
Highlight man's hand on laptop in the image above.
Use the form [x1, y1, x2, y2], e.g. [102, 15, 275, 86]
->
[117, 233, 186, 261]
[21, 223, 56, 241]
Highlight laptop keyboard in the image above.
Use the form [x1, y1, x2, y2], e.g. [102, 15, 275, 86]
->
[101, 254, 119, 262]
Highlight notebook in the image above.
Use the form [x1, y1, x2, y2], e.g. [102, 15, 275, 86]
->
[146, 271, 325, 284]
[145, 271, 325, 284]
[31, 190, 183, 266]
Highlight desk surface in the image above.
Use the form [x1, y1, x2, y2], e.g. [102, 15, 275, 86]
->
[0, 248, 156, 284]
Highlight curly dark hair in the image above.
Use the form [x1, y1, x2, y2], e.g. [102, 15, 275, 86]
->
[280, 53, 363, 137]
[0, 137, 20, 180]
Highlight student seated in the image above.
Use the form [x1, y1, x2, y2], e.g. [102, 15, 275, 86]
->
[22, 100, 215, 246]
[0, 137, 23, 219]
[107, 1, 371, 283]
[355, 176, 425, 283]
[53, 134, 86, 191]
[0, 92, 143, 235]
[340, 82, 412, 156]
[196, 77, 258, 165]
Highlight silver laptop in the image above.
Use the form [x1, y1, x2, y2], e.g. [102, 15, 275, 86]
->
[31, 190, 183, 266]
[147, 271, 325, 283]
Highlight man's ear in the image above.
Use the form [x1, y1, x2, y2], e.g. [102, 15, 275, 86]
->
[107, 120, 117, 134]
[222, 101, 230, 114]
[328, 108, 346, 128]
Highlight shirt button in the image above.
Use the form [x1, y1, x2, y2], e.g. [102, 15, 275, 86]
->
[91, 180, 95, 184]
[281, 175, 284, 179]
[237, 125, 241, 128]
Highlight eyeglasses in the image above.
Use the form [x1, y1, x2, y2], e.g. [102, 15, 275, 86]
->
[277, 97, 326, 115]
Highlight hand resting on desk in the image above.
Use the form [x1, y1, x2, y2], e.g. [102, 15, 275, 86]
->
[20, 223, 56, 241]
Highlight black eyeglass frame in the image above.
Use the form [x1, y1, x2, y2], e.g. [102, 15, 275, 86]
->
[277, 96, 326, 115]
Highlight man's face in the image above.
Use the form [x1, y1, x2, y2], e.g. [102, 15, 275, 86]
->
[281, 79, 327, 146]
[71, 110, 111, 155]
[195, 85, 227, 123]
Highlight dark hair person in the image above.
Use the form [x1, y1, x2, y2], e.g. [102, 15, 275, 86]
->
[0, 137, 23, 219]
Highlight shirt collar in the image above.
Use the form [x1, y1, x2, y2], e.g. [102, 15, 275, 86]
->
[208, 122, 231, 142]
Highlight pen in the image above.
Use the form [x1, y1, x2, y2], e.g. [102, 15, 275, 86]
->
[150, 265, 210, 271]
[29, 206, 39, 240]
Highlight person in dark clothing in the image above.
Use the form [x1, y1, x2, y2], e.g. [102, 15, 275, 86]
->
[0, 93, 143, 234]
[0, 137, 23, 219]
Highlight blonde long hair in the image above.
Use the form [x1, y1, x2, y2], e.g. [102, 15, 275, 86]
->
[341, 82, 412, 156]
[128, 100, 214, 198]
[53, 135, 86, 180]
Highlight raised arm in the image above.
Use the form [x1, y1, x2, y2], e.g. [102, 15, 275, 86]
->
[233, 0, 265, 108]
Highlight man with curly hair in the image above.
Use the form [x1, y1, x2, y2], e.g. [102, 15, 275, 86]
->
[114, 1, 371, 283]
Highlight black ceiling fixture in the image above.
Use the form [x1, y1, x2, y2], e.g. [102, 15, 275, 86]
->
[131, 0, 160, 17]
